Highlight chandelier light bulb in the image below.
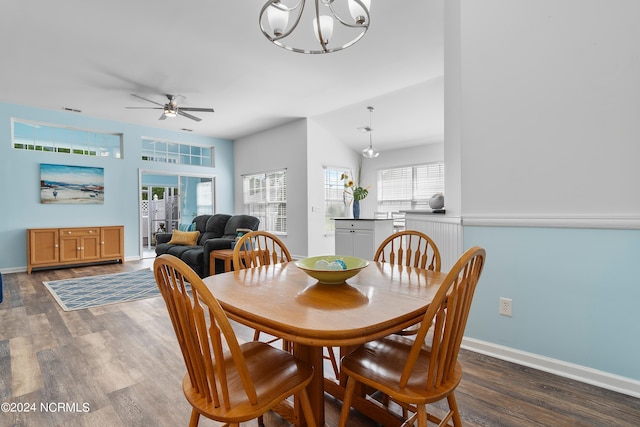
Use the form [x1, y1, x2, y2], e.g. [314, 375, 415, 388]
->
[348, 0, 371, 25]
[267, 3, 289, 37]
[313, 15, 334, 44]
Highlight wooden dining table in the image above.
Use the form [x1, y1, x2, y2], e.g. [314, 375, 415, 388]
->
[202, 260, 446, 427]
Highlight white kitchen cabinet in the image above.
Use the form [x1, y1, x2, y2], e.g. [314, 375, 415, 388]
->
[334, 219, 393, 260]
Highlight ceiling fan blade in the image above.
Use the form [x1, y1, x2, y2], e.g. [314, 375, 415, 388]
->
[125, 106, 163, 110]
[177, 110, 202, 122]
[130, 93, 164, 106]
[179, 107, 215, 113]
[159, 113, 167, 120]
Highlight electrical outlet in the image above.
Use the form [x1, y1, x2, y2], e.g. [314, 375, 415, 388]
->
[499, 297, 512, 317]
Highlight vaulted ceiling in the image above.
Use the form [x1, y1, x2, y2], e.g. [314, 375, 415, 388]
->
[1, 1, 443, 152]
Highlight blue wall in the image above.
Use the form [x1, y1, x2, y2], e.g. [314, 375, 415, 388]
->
[0, 102, 234, 271]
[464, 225, 640, 380]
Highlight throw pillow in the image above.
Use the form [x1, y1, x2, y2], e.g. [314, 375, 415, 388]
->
[178, 223, 197, 232]
[168, 230, 200, 246]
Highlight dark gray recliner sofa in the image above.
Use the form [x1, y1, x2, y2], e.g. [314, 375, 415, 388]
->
[155, 214, 260, 277]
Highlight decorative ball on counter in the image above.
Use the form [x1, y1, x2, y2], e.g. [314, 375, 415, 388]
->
[429, 192, 445, 209]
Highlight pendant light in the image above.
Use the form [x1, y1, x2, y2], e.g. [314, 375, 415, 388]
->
[361, 106, 379, 158]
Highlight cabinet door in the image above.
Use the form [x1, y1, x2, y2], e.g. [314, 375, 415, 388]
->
[81, 235, 101, 261]
[352, 229, 374, 260]
[335, 229, 353, 256]
[100, 226, 124, 259]
[59, 236, 82, 262]
[28, 229, 59, 265]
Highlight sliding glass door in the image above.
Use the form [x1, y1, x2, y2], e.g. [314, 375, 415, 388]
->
[140, 170, 215, 258]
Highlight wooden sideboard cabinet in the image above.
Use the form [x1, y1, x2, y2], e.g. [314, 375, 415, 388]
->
[334, 219, 393, 260]
[27, 226, 124, 274]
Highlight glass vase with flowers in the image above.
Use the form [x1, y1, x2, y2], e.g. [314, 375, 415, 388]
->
[341, 163, 370, 219]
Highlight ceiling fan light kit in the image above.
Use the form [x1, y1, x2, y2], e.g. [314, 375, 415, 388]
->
[126, 94, 214, 122]
[361, 106, 379, 158]
[260, 0, 371, 54]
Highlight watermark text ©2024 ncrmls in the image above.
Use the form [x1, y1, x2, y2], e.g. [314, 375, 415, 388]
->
[1, 401, 91, 413]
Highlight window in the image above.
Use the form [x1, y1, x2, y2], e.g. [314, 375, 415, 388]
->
[141, 137, 214, 167]
[242, 169, 287, 234]
[324, 167, 349, 232]
[12, 119, 122, 158]
[377, 162, 445, 212]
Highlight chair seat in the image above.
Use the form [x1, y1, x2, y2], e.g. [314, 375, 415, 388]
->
[341, 335, 462, 405]
[183, 341, 314, 423]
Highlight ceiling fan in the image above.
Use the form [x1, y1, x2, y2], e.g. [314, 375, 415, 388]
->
[126, 94, 214, 122]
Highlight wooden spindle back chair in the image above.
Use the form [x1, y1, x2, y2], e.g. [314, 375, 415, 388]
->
[374, 230, 441, 271]
[153, 254, 317, 427]
[338, 246, 486, 427]
[375, 230, 442, 337]
[232, 230, 292, 270]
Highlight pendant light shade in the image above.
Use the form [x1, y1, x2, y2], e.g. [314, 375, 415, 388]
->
[361, 106, 379, 158]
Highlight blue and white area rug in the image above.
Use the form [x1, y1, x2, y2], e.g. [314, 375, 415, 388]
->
[43, 268, 160, 311]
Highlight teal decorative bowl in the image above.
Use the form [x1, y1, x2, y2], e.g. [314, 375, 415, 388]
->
[295, 255, 369, 284]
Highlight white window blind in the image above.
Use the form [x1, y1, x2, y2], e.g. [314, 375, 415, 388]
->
[242, 169, 287, 233]
[377, 162, 444, 212]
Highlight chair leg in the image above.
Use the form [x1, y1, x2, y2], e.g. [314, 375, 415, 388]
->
[189, 408, 200, 427]
[416, 405, 427, 427]
[258, 414, 265, 427]
[338, 376, 357, 427]
[447, 393, 463, 427]
[298, 388, 318, 427]
[326, 346, 340, 378]
[253, 329, 261, 341]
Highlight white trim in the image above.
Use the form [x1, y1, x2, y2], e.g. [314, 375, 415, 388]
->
[403, 213, 462, 225]
[462, 337, 640, 399]
[0, 267, 25, 274]
[462, 215, 640, 230]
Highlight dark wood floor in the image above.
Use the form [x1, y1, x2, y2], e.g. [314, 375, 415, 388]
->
[1, 260, 639, 427]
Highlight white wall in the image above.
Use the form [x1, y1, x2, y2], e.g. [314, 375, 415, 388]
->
[459, 0, 640, 218]
[306, 119, 361, 256]
[233, 119, 308, 258]
[447, 0, 640, 394]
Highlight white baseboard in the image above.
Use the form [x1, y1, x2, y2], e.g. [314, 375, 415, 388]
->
[0, 266, 24, 274]
[1, 258, 141, 275]
[462, 337, 640, 398]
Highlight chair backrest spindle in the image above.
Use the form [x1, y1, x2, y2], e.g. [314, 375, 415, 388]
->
[374, 230, 441, 272]
[399, 246, 485, 391]
[233, 231, 292, 270]
[154, 255, 259, 410]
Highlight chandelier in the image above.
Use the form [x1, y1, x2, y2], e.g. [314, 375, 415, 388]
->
[259, 0, 371, 54]
[361, 106, 379, 158]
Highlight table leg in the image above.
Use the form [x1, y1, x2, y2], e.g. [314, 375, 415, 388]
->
[294, 343, 324, 427]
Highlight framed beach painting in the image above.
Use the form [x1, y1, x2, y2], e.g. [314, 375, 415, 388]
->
[40, 163, 105, 204]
